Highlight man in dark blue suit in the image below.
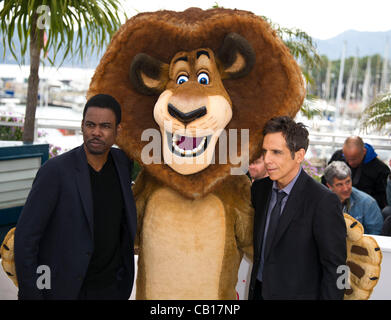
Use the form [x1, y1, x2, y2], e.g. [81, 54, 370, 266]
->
[248, 116, 346, 300]
[14, 94, 137, 300]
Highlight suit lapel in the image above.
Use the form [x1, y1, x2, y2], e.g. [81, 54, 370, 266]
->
[270, 170, 308, 251]
[111, 149, 137, 239]
[75, 145, 94, 237]
[253, 178, 273, 257]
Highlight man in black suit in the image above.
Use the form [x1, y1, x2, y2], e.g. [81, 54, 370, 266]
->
[14, 94, 137, 300]
[248, 116, 347, 300]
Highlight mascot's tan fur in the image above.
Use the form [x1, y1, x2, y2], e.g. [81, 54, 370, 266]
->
[343, 214, 382, 300]
[0, 7, 382, 300]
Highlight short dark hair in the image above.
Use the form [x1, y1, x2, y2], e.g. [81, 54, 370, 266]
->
[83, 94, 121, 125]
[263, 116, 309, 158]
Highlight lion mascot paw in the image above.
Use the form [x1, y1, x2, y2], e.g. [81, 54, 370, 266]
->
[0, 227, 18, 287]
[343, 213, 382, 300]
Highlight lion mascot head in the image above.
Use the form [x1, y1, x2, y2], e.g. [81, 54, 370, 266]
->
[87, 7, 305, 199]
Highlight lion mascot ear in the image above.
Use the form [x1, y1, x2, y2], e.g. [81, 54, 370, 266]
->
[129, 32, 255, 95]
[217, 32, 255, 79]
[129, 53, 169, 96]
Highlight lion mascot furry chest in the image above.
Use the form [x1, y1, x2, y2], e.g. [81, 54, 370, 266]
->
[0, 7, 382, 301]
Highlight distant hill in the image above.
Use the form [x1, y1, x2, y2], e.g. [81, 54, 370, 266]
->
[314, 29, 391, 60]
[2, 29, 391, 68]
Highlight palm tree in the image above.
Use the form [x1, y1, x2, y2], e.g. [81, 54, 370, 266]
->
[260, 16, 322, 119]
[0, 0, 126, 143]
[261, 16, 322, 86]
[360, 91, 391, 133]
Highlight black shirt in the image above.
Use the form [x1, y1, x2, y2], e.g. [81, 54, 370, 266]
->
[82, 153, 124, 290]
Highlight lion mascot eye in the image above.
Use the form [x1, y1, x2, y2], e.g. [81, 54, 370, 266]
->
[176, 75, 189, 85]
[197, 73, 209, 85]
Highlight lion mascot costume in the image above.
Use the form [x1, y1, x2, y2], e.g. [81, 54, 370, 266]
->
[1, 7, 382, 300]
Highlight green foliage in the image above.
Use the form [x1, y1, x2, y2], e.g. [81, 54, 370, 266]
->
[310, 54, 384, 99]
[0, 113, 62, 157]
[260, 16, 322, 118]
[49, 144, 62, 158]
[0, 0, 126, 66]
[360, 91, 391, 132]
[302, 159, 323, 183]
[301, 94, 322, 119]
[0, 115, 23, 140]
[261, 16, 323, 84]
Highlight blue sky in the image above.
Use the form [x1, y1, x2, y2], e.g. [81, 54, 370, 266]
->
[123, 0, 391, 40]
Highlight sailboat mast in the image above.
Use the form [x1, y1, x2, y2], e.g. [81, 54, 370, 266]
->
[362, 56, 371, 109]
[324, 60, 332, 101]
[336, 41, 347, 116]
[380, 38, 389, 93]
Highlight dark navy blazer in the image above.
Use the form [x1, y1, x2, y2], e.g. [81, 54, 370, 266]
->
[248, 170, 347, 300]
[14, 145, 137, 300]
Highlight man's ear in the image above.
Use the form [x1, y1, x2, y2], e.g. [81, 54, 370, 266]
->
[326, 183, 332, 189]
[129, 53, 169, 96]
[116, 123, 122, 135]
[296, 148, 306, 163]
[217, 33, 256, 79]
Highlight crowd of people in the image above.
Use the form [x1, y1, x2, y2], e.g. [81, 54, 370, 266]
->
[249, 135, 391, 236]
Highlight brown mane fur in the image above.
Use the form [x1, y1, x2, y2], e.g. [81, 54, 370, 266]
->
[87, 7, 305, 199]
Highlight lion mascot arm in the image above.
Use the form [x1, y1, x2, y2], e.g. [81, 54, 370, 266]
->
[214, 174, 254, 261]
[343, 213, 382, 300]
[233, 176, 254, 260]
[132, 169, 161, 253]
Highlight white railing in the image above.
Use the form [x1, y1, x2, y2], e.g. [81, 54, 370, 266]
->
[309, 132, 391, 151]
[0, 115, 81, 141]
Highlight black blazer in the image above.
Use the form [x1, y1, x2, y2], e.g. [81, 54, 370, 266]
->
[248, 169, 347, 300]
[14, 145, 137, 300]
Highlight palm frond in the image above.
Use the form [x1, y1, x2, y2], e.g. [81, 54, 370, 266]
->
[261, 16, 322, 71]
[260, 15, 322, 97]
[360, 91, 391, 132]
[0, 0, 126, 66]
[300, 94, 322, 119]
